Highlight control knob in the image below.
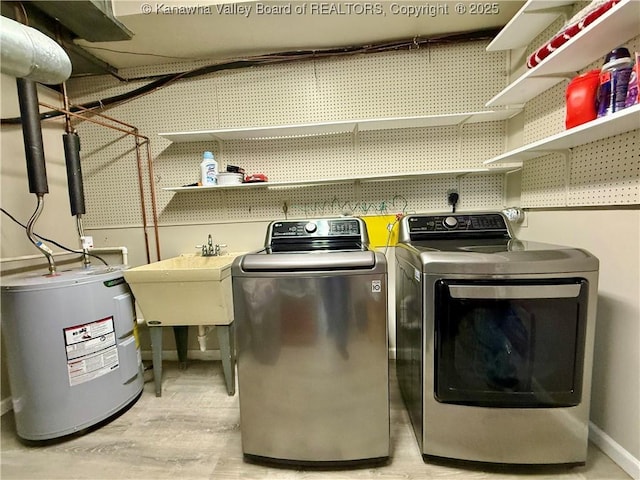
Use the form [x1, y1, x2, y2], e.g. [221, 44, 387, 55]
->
[304, 222, 317, 233]
[443, 216, 458, 229]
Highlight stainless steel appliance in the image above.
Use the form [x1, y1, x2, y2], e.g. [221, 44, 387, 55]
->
[395, 212, 599, 466]
[1, 267, 144, 440]
[232, 217, 389, 467]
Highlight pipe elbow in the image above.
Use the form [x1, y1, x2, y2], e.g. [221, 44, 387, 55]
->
[0, 16, 72, 85]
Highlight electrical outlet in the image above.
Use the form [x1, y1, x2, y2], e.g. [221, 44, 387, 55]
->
[81, 236, 94, 249]
[447, 190, 459, 209]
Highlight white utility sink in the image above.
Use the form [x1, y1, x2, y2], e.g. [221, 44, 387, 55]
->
[123, 252, 245, 397]
[124, 253, 244, 326]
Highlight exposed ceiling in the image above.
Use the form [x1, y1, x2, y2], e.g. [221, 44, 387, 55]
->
[6, 1, 525, 77]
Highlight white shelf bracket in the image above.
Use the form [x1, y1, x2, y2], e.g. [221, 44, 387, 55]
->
[354, 178, 362, 201]
[352, 123, 360, 163]
[456, 115, 473, 162]
[215, 138, 223, 162]
[535, 146, 574, 156]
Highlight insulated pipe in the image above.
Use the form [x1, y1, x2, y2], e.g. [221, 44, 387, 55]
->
[63, 132, 86, 216]
[16, 78, 48, 195]
[0, 16, 72, 85]
[16, 74, 56, 274]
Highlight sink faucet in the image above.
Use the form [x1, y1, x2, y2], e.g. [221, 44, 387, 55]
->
[199, 234, 227, 256]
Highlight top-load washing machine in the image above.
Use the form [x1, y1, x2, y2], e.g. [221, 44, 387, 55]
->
[395, 212, 599, 466]
[232, 217, 389, 467]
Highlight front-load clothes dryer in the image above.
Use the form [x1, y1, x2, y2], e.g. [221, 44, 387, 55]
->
[232, 217, 389, 467]
[395, 212, 599, 466]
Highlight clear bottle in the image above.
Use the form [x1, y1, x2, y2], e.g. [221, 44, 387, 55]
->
[200, 151, 218, 186]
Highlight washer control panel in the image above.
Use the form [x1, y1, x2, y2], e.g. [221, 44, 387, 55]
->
[405, 213, 509, 238]
[269, 218, 363, 239]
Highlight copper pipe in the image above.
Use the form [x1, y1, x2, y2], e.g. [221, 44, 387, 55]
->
[138, 135, 161, 262]
[52, 104, 162, 262]
[70, 103, 139, 131]
[39, 101, 161, 263]
[133, 133, 151, 264]
[55, 26, 73, 135]
[60, 82, 72, 134]
[39, 101, 135, 136]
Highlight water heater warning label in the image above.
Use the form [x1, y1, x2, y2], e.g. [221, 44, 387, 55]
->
[64, 317, 119, 387]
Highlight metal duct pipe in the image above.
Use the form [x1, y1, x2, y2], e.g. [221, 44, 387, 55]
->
[0, 16, 72, 85]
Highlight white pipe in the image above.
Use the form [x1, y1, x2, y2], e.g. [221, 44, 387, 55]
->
[0, 16, 72, 85]
[89, 246, 128, 266]
[1, 246, 128, 265]
[197, 325, 211, 352]
[0, 251, 75, 263]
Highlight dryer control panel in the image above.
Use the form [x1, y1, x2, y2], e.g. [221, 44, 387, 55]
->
[401, 213, 511, 241]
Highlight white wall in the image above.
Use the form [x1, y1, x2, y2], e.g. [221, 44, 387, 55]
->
[515, 209, 640, 474]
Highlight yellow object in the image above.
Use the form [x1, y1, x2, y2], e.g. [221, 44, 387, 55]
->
[362, 215, 399, 248]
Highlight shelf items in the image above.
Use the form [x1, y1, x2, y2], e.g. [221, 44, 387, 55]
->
[163, 167, 519, 193]
[483, 0, 639, 166]
[486, 0, 574, 52]
[160, 110, 523, 191]
[486, 0, 638, 107]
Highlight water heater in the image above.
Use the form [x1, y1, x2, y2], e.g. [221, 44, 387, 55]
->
[1, 266, 143, 440]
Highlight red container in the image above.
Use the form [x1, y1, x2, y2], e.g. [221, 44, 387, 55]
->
[565, 70, 600, 129]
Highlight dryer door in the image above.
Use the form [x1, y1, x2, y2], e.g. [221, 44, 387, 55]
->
[434, 278, 589, 408]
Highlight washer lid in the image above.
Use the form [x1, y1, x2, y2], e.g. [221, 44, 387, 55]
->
[399, 240, 599, 275]
[239, 250, 378, 272]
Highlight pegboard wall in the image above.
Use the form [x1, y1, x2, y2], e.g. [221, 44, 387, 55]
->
[68, 26, 638, 229]
[68, 39, 511, 228]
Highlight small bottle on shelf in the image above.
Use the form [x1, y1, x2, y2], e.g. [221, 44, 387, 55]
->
[597, 47, 633, 118]
[200, 151, 218, 186]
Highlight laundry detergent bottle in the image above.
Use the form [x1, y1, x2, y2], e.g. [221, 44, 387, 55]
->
[200, 151, 218, 186]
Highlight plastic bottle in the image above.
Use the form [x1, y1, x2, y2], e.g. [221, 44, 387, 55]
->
[565, 70, 600, 129]
[597, 47, 633, 118]
[200, 151, 218, 186]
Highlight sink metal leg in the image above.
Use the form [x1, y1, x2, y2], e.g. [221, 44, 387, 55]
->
[217, 323, 235, 396]
[173, 326, 189, 370]
[150, 326, 163, 397]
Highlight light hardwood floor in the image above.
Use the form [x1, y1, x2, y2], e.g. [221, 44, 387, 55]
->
[1, 360, 632, 480]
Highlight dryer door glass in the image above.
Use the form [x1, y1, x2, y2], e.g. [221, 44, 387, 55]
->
[434, 279, 589, 408]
